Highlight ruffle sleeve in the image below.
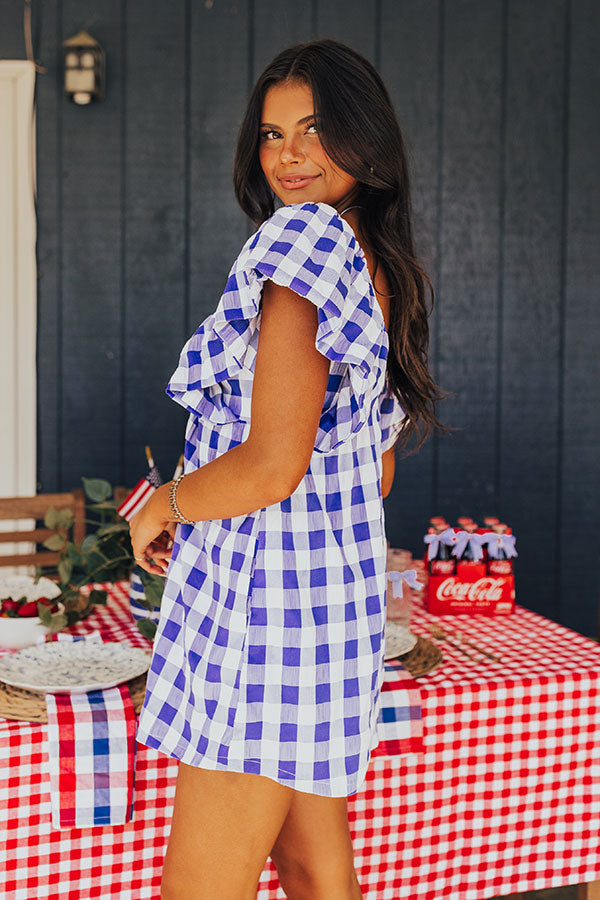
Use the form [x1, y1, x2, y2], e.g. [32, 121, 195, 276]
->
[379, 378, 406, 452]
[166, 201, 389, 453]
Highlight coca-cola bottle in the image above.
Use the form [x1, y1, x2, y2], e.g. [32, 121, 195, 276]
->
[430, 516, 446, 526]
[428, 524, 456, 576]
[487, 523, 514, 575]
[456, 516, 474, 529]
[461, 523, 481, 550]
[456, 523, 485, 578]
[476, 524, 491, 562]
[481, 517, 500, 561]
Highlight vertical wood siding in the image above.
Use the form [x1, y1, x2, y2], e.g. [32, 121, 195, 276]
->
[1, 0, 598, 634]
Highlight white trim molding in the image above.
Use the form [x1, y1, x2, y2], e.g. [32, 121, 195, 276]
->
[0, 61, 38, 569]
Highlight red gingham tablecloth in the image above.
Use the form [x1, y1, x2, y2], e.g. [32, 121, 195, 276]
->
[1, 580, 600, 900]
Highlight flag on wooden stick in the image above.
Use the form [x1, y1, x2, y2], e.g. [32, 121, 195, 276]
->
[117, 446, 164, 521]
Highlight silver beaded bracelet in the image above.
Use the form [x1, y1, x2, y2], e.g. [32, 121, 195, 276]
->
[168, 473, 195, 525]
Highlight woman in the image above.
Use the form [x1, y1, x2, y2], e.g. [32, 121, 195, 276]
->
[131, 38, 445, 900]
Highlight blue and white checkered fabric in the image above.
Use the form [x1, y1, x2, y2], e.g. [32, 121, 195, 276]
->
[129, 567, 161, 626]
[136, 201, 405, 796]
[379, 378, 406, 453]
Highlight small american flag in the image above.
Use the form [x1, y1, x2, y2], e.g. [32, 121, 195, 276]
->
[117, 465, 163, 521]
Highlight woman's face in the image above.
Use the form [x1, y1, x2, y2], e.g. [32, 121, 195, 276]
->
[258, 80, 358, 211]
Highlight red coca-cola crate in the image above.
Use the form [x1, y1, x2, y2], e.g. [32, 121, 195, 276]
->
[425, 565, 515, 615]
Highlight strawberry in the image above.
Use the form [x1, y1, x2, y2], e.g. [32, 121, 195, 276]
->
[29, 597, 58, 613]
[17, 600, 41, 617]
[37, 597, 59, 611]
[1, 599, 19, 614]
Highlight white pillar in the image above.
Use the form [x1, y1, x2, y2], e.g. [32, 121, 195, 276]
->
[0, 61, 38, 571]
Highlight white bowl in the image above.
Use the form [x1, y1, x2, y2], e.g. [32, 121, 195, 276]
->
[0, 615, 53, 651]
[0, 576, 63, 650]
[0, 601, 66, 651]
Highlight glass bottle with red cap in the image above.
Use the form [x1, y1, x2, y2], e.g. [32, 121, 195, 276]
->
[487, 522, 514, 575]
[427, 523, 456, 576]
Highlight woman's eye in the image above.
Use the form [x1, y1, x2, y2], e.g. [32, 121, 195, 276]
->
[259, 123, 318, 141]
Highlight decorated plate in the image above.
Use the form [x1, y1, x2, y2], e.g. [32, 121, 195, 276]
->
[384, 621, 418, 660]
[0, 641, 151, 693]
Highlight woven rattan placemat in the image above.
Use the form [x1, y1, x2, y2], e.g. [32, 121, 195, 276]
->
[0, 673, 148, 723]
[393, 633, 443, 678]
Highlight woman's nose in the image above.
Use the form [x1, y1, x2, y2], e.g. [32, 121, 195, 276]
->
[279, 135, 305, 164]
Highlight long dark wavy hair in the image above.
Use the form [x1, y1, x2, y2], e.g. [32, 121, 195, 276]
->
[233, 38, 449, 454]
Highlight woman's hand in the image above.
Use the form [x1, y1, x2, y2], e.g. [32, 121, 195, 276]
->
[129, 492, 177, 576]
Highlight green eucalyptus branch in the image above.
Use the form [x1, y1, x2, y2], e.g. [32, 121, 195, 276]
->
[39, 475, 166, 639]
[62, 551, 133, 590]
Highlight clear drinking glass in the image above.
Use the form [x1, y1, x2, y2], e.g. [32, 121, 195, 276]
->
[386, 547, 413, 572]
[386, 576, 413, 627]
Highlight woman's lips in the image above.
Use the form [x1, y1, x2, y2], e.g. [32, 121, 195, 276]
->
[279, 175, 320, 189]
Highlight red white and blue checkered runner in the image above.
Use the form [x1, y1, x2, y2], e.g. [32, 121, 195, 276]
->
[372, 658, 423, 755]
[41, 630, 137, 829]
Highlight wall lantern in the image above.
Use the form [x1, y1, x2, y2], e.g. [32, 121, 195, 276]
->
[62, 30, 105, 105]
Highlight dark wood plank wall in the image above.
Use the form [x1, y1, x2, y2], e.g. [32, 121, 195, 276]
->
[1, 0, 598, 635]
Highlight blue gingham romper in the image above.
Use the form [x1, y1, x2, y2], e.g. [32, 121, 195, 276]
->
[135, 201, 407, 797]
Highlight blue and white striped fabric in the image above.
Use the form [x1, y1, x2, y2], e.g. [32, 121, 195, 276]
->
[136, 201, 401, 797]
[129, 566, 161, 626]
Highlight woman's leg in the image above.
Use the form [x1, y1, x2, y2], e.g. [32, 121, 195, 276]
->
[269, 789, 364, 900]
[160, 762, 295, 900]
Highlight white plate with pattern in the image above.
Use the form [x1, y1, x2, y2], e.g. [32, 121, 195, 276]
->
[384, 621, 418, 660]
[0, 641, 152, 693]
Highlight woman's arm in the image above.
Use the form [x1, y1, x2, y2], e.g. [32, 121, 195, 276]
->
[381, 445, 396, 499]
[149, 277, 332, 524]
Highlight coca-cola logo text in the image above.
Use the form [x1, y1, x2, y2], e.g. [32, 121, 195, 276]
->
[436, 577, 506, 603]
